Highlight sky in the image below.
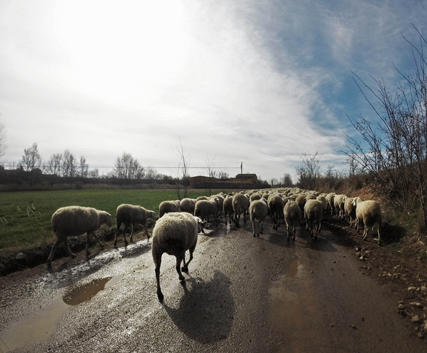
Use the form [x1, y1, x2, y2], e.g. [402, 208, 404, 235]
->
[0, 0, 426, 182]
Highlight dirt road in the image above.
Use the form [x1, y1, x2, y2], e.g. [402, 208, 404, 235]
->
[0, 218, 426, 352]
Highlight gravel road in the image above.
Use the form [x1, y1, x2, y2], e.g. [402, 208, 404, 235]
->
[0, 218, 426, 352]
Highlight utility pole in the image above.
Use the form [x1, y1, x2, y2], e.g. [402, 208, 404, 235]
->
[240, 162, 243, 190]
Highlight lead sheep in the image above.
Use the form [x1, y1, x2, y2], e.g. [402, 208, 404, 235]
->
[47, 206, 112, 267]
[304, 199, 323, 240]
[115, 204, 156, 247]
[152, 212, 204, 301]
[249, 198, 269, 237]
[284, 201, 300, 242]
[355, 200, 382, 245]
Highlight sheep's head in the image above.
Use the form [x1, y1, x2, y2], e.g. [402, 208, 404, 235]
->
[102, 212, 113, 227]
[194, 216, 205, 233]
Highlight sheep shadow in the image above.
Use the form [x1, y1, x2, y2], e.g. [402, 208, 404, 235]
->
[162, 271, 235, 344]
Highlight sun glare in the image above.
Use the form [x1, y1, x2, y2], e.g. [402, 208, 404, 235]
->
[54, 1, 190, 103]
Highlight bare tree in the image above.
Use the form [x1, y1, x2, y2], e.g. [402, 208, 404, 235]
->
[295, 152, 321, 189]
[145, 166, 159, 180]
[283, 173, 293, 187]
[0, 119, 6, 162]
[79, 156, 89, 178]
[89, 168, 99, 178]
[204, 155, 217, 195]
[45, 153, 63, 175]
[62, 149, 77, 177]
[175, 142, 190, 199]
[346, 26, 427, 235]
[114, 152, 145, 179]
[20, 142, 42, 171]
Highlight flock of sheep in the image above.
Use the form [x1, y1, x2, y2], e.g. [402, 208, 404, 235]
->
[46, 187, 382, 301]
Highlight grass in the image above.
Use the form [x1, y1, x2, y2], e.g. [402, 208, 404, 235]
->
[0, 189, 212, 252]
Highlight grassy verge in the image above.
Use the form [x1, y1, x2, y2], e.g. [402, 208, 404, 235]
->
[0, 189, 213, 253]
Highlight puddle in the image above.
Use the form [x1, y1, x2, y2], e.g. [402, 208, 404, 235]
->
[64, 277, 114, 305]
[285, 259, 302, 279]
[0, 275, 122, 352]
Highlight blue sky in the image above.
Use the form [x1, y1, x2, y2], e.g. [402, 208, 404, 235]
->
[0, 0, 426, 182]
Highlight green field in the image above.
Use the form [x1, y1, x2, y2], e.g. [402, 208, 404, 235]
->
[0, 189, 211, 252]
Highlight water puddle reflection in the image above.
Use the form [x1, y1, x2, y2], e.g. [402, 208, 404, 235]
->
[0, 275, 121, 352]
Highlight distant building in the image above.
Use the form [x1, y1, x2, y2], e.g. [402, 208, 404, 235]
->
[189, 173, 258, 189]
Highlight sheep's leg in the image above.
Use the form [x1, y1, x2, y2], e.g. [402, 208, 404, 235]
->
[47, 235, 64, 267]
[153, 252, 163, 301]
[175, 254, 185, 281]
[114, 222, 121, 248]
[377, 224, 381, 246]
[142, 225, 150, 242]
[252, 220, 256, 237]
[260, 220, 264, 234]
[128, 224, 133, 244]
[183, 243, 196, 272]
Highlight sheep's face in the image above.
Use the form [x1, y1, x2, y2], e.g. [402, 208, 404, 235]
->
[194, 216, 205, 233]
[105, 213, 113, 227]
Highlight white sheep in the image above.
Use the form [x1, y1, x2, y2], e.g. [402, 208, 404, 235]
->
[223, 195, 234, 225]
[151, 212, 204, 301]
[355, 200, 382, 245]
[232, 193, 250, 227]
[249, 198, 269, 237]
[267, 193, 285, 230]
[325, 193, 336, 215]
[159, 200, 180, 218]
[284, 201, 300, 242]
[344, 197, 360, 228]
[334, 194, 347, 219]
[211, 194, 224, 219]
[179, 198, 196, 214]
[194, 198, 217, 232]
[295, 193, 307, 224]
[47, 206, 112, 267]
[115, 203, 156, 247]
[304, 199, 323, 240]
[250, 193, 262, 202]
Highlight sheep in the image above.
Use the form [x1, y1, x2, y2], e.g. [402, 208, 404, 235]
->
[194, 198, 217, 232]
[267, 193, 285, 230]
[295, 193, 307, 224]
[250, 193, 262, 202]
[325, 193, 335, 215]
[316, 195, 328, 212]
[179, 198, 196, 214]
[152, 212, 204, 301]
[333, 194, 347, 219]
[344, 197, 359, 228]
[47, 206, 112, 267]
[223, 195, 234, 225]
[249, 198, 269, 237]
[115, 204, 156, 247]
[232, 193, 250, 227]
[211, 194, 224, 219]
[284, 201, 300, 242]
[159, 200, 180, 218]
[304, 199, 323, 240]
[355, 200, 382, 245]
